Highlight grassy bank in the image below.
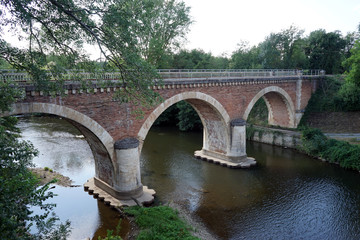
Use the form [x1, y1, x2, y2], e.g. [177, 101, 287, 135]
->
[124, 206, 199, 240]
[299, 128, 360, 171]
[98, 206, 199, 240]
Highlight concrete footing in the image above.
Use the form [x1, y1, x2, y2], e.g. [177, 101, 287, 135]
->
[194, 150, 256, 168]
[84, 177, 155, 208]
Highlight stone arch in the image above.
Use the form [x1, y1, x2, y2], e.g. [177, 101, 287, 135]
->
[5, 102, 116, 186]
[243, 86, 296, 128]
[138, 92, 231, 154]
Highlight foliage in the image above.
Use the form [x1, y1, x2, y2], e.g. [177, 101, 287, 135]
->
[338, 39, 360, 110]
[343, 39, 360, 85]
[124, 0, 192, 68]
[0, 116, 70, 239]
[299, 127, 360, 170]
[124, 206, 199, 240]
[0, 0, 192, 107]
[306, 29, 347, 74]
[246, 97, 268, 126]
[258, 25, 308, 69]
[176, 101, 202, 131]
[229, 41, 261, 69]
[301, 76, 344, 113]
[153, 101, 202, 131]
[169, 49, 229, 69]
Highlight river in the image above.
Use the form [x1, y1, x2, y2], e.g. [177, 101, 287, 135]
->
[18, 115, 360, 240]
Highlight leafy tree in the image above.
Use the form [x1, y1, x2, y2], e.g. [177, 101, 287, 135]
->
[339, 39, 360, 110]
[0, 80, 70, 239]
[170, 49, 229, 69]
[0, 0, 191, 106]
[124, 0, 192, 68]
[229, 41, 261, 69]
[258, 25, 308, 69]
[176, 101, 202, 131]
[306, 29, 346, 74]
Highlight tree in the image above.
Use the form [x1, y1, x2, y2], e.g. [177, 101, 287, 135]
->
[0, 0, 191, 107]
[170, 49, 228, 69]
[229, 41, 261, 69]
[0, 80, 70, 239]
[258, 25, 308, 69]
[176, 101, 202, 131]
[338, 38, 360, 110]
[123, 0, 192, 68]
[306, 29, 346, 74]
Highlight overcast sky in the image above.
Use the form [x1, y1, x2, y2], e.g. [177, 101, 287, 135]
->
[182, 0, 360, 56]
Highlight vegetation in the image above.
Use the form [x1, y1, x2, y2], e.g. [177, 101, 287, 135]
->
[246, 98, 268, 126]
[300, 128, 360, 170]
[155, 25, 360, 73]
[154, 101, 202, 131]
[125, 206, 199, 240]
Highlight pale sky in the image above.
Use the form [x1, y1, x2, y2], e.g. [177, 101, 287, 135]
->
[182, 0, 360, 56]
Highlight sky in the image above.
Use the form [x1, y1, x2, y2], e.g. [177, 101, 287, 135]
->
[182, 0, 360, 56]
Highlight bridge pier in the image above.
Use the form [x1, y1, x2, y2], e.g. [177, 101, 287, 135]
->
[195, 119, 256, 168]
[84, 138, 155, 207]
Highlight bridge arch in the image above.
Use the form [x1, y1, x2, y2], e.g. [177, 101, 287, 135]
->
[138, 92, 231, 154]
[5, 102, 116, 186]
[243, 86, 296, 128]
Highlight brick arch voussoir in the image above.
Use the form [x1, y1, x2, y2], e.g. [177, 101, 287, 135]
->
[243, 86, 296, 128]
[5, 102, 116, 169]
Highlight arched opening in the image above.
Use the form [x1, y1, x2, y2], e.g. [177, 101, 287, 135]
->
[138, 92, 230, 204]
[138, 92, 231, 156]
[5, 103, 116, 187]
[244, 86, 296, 128]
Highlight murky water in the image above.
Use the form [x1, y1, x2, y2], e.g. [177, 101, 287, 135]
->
[18, 116, 360, 239]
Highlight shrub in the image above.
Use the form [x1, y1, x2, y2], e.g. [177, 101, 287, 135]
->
[300, 127, 360, 171]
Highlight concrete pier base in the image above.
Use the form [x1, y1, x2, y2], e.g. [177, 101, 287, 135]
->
[194, 150, 256, 169]
[84, 177, 155, 208]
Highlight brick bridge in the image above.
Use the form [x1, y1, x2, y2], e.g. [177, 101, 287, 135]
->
[3, 69, 323, 206]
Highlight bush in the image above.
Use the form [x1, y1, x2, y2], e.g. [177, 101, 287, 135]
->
[299, 127, 360, 170]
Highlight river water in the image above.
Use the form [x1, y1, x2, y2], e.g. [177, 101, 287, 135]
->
[18, 116, 360, 240]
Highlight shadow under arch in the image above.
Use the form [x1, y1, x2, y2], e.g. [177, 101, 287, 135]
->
[243, 86, 296, 128]
[4, 102, 116, 187]
[138, 92, 231, 154]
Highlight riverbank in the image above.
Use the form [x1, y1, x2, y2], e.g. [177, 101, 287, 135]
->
[247, 125, 360, 172]
[30, 167, 77, 187]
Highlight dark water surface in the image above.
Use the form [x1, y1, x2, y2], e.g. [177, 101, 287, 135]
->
[18, 116, 360, 240]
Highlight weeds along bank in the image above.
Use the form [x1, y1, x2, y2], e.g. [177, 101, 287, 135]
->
[246, 125, 360, 172]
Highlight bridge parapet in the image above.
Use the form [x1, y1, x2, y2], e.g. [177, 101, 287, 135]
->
[0, 69, 324, 84]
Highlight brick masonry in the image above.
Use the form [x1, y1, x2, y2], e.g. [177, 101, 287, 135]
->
[5, 76, 319, 193]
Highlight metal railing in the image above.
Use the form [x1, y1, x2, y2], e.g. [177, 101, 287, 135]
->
[157, 69, 324, 80]
[0, 69, 325, 83]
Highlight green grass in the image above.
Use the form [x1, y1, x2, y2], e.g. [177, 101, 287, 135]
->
[124, 206, 199, 240]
